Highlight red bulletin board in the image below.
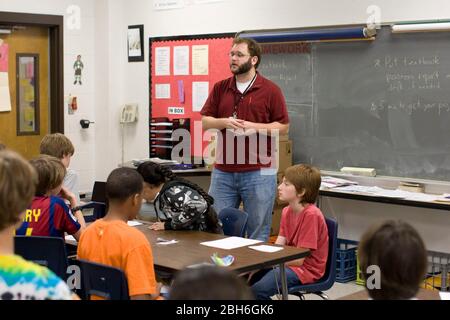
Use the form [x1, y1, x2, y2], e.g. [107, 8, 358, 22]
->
[150, 35, 234, 159]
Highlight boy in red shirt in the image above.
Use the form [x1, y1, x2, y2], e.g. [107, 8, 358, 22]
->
[251, 164, 329, 300]
[16, 155, 85, 240]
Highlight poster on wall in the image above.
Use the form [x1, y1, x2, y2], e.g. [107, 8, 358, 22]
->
[192, 45, 209, 75]
[0, 42, 11, 112]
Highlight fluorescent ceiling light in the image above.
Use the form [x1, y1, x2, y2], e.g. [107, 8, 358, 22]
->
[392, 22, 450, 33]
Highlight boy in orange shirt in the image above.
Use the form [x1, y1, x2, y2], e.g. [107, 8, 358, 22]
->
[77, 167, 160, 300]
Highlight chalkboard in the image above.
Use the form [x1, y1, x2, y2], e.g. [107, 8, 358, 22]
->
[258, 26, 450, 181]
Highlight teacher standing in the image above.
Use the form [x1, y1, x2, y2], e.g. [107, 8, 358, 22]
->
[201, 37, 289, 241]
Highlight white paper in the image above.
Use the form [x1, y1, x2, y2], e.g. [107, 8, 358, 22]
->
[192, 45, 209, 75]
[249, 245, 284, 253]
[439, 291, 450, 300]
[127, 28, 142, 57]
[156, 239, 179, 245]
[200, 236, 262, 250]
[173, 46, 189, 75]
[155, 83, 171, 99]
[0, 73, 11, 112]
[331, 185, 443, 202]
[155, 47, 170, 76]
[192, 81, 209, 111]
[127, 220, 143, 227]
[65, 235, 76, 242]
[321, 176, 358, 189]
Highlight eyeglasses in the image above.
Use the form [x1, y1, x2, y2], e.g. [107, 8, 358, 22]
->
[228, 52, 251, 58]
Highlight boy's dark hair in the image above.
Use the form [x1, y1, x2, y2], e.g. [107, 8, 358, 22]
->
[137, 161, 221, 233]
[40, 133, 75, 159]
[137, 161, 175, 187]
[137, 161, 213, 205]
[169, 265, 254, 300]
[0, 150, 37, 231]
[358, 220, 427, 300]
[284, 164, 321, 204]
[106, 167, 143, 202]
[30, 155, 66, 196]
[232, 37, 262, 69]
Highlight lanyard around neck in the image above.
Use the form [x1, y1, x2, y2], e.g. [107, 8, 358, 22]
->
[233, 73, 257, 119]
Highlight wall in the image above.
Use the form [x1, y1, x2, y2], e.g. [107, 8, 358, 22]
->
[2, 0, 450, 251]
[0, 0, 97, 192]
[116, 0, 450, 252]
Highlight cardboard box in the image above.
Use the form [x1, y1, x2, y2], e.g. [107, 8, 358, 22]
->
[276, 140, 293, 173]
[270, 204, 284, 236]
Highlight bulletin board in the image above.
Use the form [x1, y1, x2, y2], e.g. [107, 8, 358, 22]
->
[149, 33, 234, 159]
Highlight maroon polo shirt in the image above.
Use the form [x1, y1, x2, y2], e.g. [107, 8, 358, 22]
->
[201, 72, 289, 172]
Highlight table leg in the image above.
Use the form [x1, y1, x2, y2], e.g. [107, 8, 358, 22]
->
[279, 263, 288, 300]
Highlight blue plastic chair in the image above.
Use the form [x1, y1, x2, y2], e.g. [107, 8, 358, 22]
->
[218, 208, 249, 237]
[14, 236, 69, 280]
[77, 201, 106, 222]
[78, 259, 129, 300]
[288, 217, 338, 300]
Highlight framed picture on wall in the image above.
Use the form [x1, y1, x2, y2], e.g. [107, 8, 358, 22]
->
[127, 25, 144, 62]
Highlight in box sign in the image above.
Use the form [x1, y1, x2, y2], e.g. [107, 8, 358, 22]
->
[168, 107, 185, 115]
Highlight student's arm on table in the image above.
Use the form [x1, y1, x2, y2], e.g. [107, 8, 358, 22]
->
[60, 186, 87, 230]
[276, 235, 305, 267]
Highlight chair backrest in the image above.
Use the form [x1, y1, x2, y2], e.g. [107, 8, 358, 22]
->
[78, 259, 129, 300]
[14, 236, 69, 280]
[91, 181, 107, 203]
[319, 217, 338, 284]
[79, 201, 107, 223]
[218, 208, 249, 237]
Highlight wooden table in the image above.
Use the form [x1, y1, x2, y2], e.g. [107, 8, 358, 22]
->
[338, 288, 441, 300]
[135, 224, 310, 300]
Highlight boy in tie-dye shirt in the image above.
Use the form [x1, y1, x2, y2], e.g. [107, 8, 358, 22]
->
[0, 150, 75, 300]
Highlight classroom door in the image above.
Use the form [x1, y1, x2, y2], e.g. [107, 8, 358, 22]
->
[0, 26, 49, 159]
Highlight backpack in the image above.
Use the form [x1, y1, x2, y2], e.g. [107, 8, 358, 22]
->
[154, 178, 223, 234]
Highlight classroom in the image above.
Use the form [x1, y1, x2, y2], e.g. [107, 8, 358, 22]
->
[1, 0, 450, 305]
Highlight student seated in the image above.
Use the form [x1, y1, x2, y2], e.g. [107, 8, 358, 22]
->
[77, 167, 161, 300]
[250, 164, 329, 300]
[0, 150, 76, 300]
[358, 220, 427, 300]
[137, 161, 222, 234]
[16, 155, 86, 240]
[40, 133, 80, 203]
[169, 265, 254, 300]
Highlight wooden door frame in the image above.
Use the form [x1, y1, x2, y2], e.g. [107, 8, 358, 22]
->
[0, 11, 64, 133]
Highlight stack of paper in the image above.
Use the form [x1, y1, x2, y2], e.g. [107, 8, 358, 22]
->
[321, 176, 359, 189]
[132, 157, 179, 167]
